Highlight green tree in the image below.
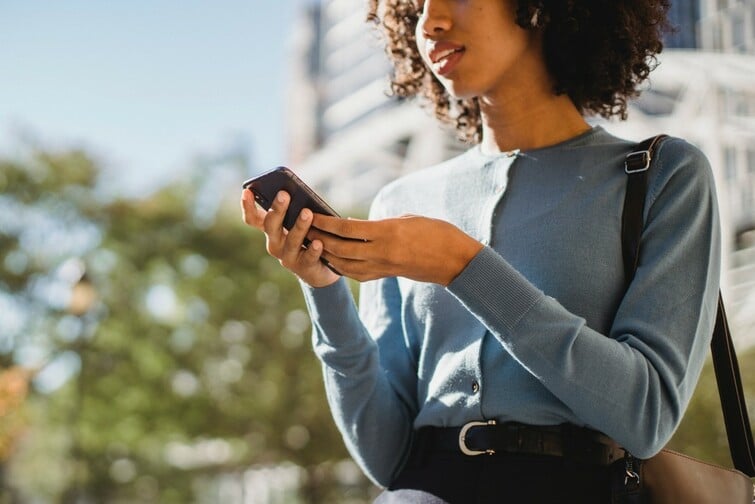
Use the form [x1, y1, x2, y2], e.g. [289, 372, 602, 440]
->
[669, 345, 755, 469]
[0, 146, 377, 503]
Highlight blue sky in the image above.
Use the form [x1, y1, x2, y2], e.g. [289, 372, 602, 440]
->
[0, 1, 302, 195]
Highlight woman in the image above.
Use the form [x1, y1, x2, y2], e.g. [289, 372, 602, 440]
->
[241, 0, 721, 502]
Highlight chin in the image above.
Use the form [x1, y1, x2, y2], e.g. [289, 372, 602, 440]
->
[439, 82, 477, 100]
[437, 77, 483, 101]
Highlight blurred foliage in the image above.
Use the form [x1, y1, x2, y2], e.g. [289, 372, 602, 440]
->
[0, 146, 752, 503]
[0, 147, 378, 503]
[0, 367, 31, 462]
[669, 346, 755, 468]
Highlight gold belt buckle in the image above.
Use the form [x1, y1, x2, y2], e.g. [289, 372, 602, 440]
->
[458, 419, 497, 456]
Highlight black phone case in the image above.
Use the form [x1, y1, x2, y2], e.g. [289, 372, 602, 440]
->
[242, 167, 339, 230]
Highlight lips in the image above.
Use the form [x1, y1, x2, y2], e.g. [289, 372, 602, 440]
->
[427, 41, 465, 76]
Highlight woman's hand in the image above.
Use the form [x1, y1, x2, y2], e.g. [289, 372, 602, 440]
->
[309, 214, 484, 286]
[240, 189, 340, 288]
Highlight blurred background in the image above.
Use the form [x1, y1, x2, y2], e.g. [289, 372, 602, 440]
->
[0, 0, 754, 502]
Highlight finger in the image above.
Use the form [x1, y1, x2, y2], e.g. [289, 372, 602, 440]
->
[328, 261, 379, 282]
[263, 191, 290, 248]
[312, 214, 372, 241]
[240, 189, 266, 229]
[281, 208, 313, 266]
[309, 228, 376, 261]
[301, 239, 326, 268]
[320, 250, 377, 279]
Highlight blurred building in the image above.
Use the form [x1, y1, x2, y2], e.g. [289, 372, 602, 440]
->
[287, 0, 755, 346]
[666, 0, 701, 48]
[699, 0, 755, 53]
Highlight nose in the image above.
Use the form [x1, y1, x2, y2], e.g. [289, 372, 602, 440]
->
[417, 0, 452, 37]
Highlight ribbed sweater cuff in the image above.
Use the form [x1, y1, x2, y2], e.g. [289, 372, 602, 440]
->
[447, 246, 544, 333]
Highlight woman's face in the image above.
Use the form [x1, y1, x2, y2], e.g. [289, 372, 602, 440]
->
[414, 0, 543, 100]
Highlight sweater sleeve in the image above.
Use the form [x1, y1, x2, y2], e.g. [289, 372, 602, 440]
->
[300, 191, 418, 487]
[447, 139, 721, 458]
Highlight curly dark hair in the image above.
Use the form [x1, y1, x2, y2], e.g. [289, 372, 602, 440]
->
[367, 0, 671, 143]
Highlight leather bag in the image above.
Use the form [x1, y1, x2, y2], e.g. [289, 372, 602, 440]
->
[640, 449, 753, 502]
[615, 135, 755, 503]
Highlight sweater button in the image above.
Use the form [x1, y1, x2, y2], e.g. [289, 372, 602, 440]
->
[472, 381, 480, 394]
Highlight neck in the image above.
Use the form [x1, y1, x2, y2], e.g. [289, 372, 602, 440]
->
[478, 82, 591, 154]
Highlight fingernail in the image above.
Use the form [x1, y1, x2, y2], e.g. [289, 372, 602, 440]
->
[311, 240, 321, 251]
[277, 191, 286, 203]
[301, 209, 311, 221]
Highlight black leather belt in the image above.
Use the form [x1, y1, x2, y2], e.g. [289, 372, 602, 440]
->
[415, 420, 626, 466]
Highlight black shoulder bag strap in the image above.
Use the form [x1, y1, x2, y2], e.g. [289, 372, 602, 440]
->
[622, 135, 755, 476]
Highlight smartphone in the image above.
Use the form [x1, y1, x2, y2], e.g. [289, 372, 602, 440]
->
[242, 167, 340, 229]
[242, 166, 342, 274]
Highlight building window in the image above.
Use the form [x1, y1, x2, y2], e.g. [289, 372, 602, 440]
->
[732, 93, 750, 117]
[731, 14, 746, 51]
[720, 88, 732, 117]
[725, 146, 738, 182]
[743, 148, 755, 215]
[633, 87, 681, 116]
[711, 23, 723, 50]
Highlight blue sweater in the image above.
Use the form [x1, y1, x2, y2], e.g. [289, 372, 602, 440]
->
[300, 126, 721, 487]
